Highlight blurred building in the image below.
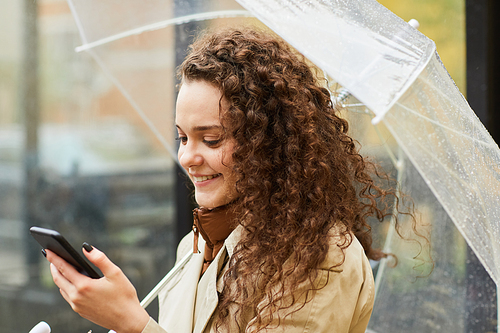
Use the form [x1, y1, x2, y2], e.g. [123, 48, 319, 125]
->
[0, 1, 178, 332]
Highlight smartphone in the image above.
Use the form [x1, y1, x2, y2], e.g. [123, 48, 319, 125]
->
[30, 226, 101, 279]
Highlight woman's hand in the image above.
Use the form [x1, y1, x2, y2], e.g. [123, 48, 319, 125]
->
[46, 246, 150, 333]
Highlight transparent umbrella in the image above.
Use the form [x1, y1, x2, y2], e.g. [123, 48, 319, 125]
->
[65, 0, 500, 331]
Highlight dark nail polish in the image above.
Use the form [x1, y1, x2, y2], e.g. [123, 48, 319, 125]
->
[41, 249, 47, 257]
[82, 242, 93, 252]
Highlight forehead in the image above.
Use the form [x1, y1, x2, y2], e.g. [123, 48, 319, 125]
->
[175, 80, 223, 128]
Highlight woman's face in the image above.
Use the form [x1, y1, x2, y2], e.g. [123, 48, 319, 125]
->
[175, 80, 238, 209]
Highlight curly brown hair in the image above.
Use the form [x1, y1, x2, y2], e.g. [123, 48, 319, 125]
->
[179, 27, 410, 331]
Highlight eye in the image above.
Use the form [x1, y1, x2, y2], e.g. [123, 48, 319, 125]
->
[203, 138, 221, 147]
[175, 136, 187, 145]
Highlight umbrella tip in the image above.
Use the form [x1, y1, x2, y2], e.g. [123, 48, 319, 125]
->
[408, 19, 420, 30]
[371, 114, 383, 125]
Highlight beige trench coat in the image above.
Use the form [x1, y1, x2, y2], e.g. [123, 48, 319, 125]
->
[141, 226, 374, 333]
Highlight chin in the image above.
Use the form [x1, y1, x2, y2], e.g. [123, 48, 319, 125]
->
[195, 197, 216, 209]
[195, 196, 228, 209]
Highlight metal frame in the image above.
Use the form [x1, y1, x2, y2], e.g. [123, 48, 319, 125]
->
[466, 1, 500, 331]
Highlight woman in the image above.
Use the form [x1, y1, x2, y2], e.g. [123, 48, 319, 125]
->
[46, 27, 403, 333]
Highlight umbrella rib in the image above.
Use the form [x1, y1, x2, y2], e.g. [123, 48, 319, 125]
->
[401, 130, 473, 189]
[66, 0, 89, 44]
[339, 100, 402, 170]
[394, 102, 498, 221]
[396, 127, 497, 284]
[393, 101, 495, 149]
[390, 118, 490, 220]
[347, 95, 494, 227]
[87, 49, 180, 167]
[75, 10, 254, 52]
[343, 103, 366, 108]
[373, 122, 401, 170]
[374, 146, 404, 298]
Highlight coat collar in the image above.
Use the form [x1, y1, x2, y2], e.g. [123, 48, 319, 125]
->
[193, 225, 244, 333]
[225, 224, 244, 258]
[158, 225, 245, 333]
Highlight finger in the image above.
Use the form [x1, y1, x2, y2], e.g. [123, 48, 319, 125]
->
[82, 245, 121, 277]
[46, 250, 84, 284]
[49, 262, 75, 293]
[57, 284, 75, 309]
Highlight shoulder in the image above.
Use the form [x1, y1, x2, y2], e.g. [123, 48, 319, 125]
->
[321, 227, 371, 275]
[319, 226, 374, 309]
[177, 231, 193, 259]
[243, 231, 374, 332]
[309, 231, 374, 332]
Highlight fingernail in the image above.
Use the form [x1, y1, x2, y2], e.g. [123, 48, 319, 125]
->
[41, 249, 47, 257]
[82, 242, 93, 252]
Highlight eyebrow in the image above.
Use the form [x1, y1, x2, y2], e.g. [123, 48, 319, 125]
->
[176, 124, 222, 132]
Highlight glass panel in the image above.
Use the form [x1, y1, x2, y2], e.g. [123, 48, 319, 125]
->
[2, 1, 172, 332]
[0, 1, 257, 332]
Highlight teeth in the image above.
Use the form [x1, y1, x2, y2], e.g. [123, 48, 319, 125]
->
[193, 174, 220, 182]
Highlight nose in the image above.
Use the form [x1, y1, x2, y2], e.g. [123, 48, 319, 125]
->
[178, 141, 203, 169]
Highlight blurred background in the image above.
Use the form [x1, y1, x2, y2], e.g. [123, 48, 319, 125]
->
[0, 0, 498, 332]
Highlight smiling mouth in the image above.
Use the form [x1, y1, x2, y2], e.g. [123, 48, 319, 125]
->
[193, 174, 221, 182]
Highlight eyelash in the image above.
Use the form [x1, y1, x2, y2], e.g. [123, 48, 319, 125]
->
[204, 139, 221, 147]
[175, 137, 221, 147]
[175, 136, 187, 144]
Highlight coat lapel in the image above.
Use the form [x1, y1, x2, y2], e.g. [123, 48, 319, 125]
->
[192, 226, 244, 333]
[159, 235, 205, 333]
[193, 245, 227, 333]
[159, 226, 245, 333]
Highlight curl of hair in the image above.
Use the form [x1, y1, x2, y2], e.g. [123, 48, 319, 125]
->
[179, 27, 418, 331]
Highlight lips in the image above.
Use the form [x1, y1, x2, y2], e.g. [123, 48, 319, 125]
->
[192, 173, 221, 182]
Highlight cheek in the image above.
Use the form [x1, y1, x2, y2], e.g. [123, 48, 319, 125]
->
[219, 151, 233, 171]
[220, 142, 235, 169]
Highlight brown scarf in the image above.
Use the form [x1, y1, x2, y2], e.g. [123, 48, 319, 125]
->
[192, 204, 237, 274]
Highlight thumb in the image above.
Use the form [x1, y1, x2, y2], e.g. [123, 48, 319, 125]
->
[82, 243, 119, 277]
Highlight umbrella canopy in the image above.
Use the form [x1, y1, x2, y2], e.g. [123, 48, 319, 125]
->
[67, 0, 254, 160]
[66, 0, 500, 331]
[237, 0, 500, 283]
